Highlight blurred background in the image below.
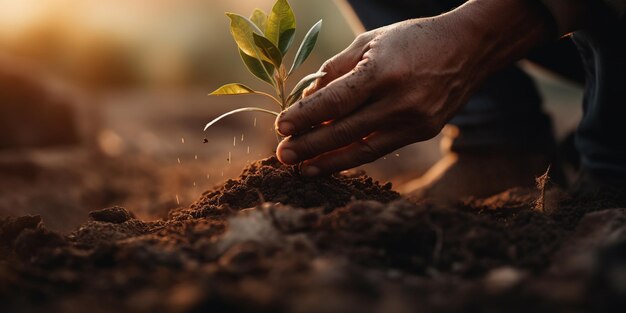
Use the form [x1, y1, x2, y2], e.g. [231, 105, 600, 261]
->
[0, 0, 583, 232]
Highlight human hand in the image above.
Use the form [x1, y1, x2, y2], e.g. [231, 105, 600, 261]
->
[274, 0, 556, 176]
[274, 15, 482, 176]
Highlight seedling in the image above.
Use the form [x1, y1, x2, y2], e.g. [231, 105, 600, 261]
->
[205, 0, 324, 133]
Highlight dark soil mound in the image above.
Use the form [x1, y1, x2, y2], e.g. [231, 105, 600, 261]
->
[174, 156, 399, 219]
[1, 159, 624, 313]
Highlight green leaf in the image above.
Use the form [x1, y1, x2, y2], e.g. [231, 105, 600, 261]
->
[209, 82, 282, 108]
[289, 20, 322, 75]
[226, 13, 268, 62]
[265, 0, 296, 54]
[253, 33, 282, 67]
[278, 28, 296, 56]
[204, 107, 280, 131]
[250, 9, 267, 30]
[209, 83, 255, 96]
[286, 71, 326, 106]
[239, 49, 275, 86]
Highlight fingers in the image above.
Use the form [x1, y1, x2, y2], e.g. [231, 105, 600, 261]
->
[276, 112, 375, 165]
[298, 131, 409, 177]
[304, 33, 374, 98]
[304, 51, 363, 98]
[303, 56, 358, 97]
[276, 57, 376, 137]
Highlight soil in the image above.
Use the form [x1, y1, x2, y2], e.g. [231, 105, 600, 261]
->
[1, 156, 625, 313]
[182, 156, 398, 215]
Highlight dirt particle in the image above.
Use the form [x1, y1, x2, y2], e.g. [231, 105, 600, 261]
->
[89, 206, 135, 224]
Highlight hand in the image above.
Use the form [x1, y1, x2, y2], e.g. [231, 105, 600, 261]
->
[274, 15, 483, 176]
[274, 0, 556, 176]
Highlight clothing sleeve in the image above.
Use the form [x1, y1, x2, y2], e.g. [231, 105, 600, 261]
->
[602, 0, 626, 17]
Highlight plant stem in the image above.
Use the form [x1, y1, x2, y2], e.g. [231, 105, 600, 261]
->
[274, 65, 288, 110]
[204, 107, 279, 131]
[255, 91, 283, 109]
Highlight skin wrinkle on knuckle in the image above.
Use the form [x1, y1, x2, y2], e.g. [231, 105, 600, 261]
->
[323, 88, 348, 118]
[321, 59, 336, 75]
[356, 58, 377, 87]
[366, 37, 381, 51]
[362, 55, 376, 71]
[329, 120, 357, 147]
[289, 92, 324, 128]
[292, 135, 318, 160]
[353, 32, 372, 47]
[360, 43, 372, 59]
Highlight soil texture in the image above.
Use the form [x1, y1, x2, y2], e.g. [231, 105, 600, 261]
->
[1, 157, 625, 313]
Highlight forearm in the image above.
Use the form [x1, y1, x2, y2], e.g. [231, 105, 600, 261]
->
[445, 0, 618, 79]
[441, 0, 558, 82]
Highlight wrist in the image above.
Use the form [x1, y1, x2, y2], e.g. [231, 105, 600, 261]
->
[445, 0, 557, 78]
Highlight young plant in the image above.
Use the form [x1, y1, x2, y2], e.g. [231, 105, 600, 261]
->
[204, 0, 324, 133]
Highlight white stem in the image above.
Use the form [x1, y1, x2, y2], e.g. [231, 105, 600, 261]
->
[204, 107, 279, 131]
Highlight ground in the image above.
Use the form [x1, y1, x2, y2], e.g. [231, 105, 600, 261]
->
[1, 153, 625, 313]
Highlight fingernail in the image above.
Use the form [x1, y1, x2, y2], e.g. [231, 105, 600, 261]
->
[301, 165, 320, 177]
[278, 148, 298, 164]
[277, 121, 295, 136]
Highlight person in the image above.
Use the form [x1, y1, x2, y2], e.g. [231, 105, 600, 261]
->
[274, 0, 626, 202]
